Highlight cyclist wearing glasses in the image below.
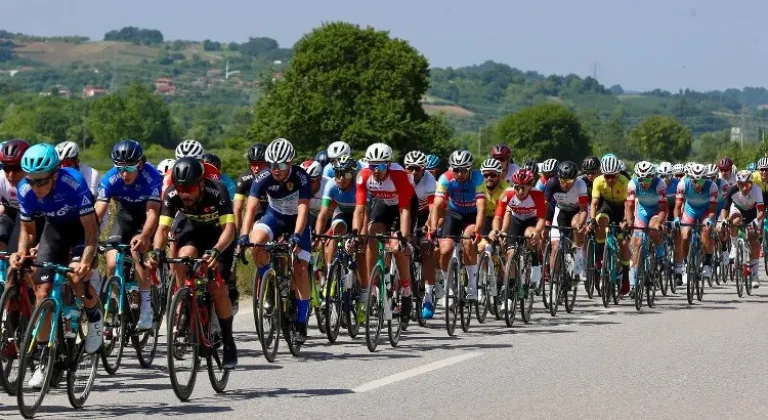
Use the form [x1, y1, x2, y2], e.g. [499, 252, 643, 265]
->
[425, 154, 441, 179]
[721, 170, 764, 288]
[95, 140, 162, 330]
[322, 141, 362, 179]
[0, 139, 43, 252]
[234, 143, 268, 230]
[315, 156, 358, 268]
[545, 161, 588, 277]
[300, 160, 327, 231]
[536, 159, 558, 192]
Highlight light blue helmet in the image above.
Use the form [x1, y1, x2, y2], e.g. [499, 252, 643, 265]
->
[425, 154, 440, 170]
[746, 162, 758, 172]
[22, 143, 60, 175]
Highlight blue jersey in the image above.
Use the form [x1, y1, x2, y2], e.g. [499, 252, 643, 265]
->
[18, 167, 95, 224]
[628, 177, 666, 219]
[321, 180, 356, 215]
[665, 177, 679, 202]
[322, 161, 364, 179]
[435, 169, 486, 214]
[249, 166, 312, 219]
[220, 174, 236, 200]
[676, 178, 718, 214]
[97, 164, 162, 212]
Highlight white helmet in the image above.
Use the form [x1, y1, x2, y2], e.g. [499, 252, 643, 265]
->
[687, 163, 707, 180]
[157, 158, 175, 174]
[300, 160, 323, 178]
[736, 169, 753, 183]
[672, 163, 685, 175]
[684, 161, 695, 173]
[480, 158, 503, 174]
[634, 161, 655, 178]
[541, 158, 558, 174]
[758, 157, 768, 169]
[265, 137, 295, 163]
[657, 162, 673, 176]
[404, 150, 427, 168]
[705, 163, 718, 177]
[365, 143, 392, 162]
[327, 141, 351, 160]
[55, 141, 79, 160]
[448, 150, 473, 168]
[618, 160, 626, 172]
[600, 156, 621, 175]
[175, 139, 204, 159]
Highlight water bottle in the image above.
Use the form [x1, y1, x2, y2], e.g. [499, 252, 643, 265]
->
[127, 280, 140, 309]
[565, 253, 575, 276]
[343, 270, 354, 290]
[63, 305, 80, 338]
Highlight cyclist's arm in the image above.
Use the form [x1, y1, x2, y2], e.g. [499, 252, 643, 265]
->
[16, 221, 35, 256]
[95, 201, 109, 223]
[501, 211, 511, 235]
[141, 201, 161, 242]
[674, 181, 685, 219]
[474, 198, 485, 232]
[296, 199, 310, 235]
[315, 205, 332, 234]
[590, 198, 599, 220]
[214, 221, 236, 253]
[430, 196, 446, 232]
[233, 197, 245, 230]
[80, 213, 99, 269]
[706, 183, 718, 221]
[240, 196, 260, 237]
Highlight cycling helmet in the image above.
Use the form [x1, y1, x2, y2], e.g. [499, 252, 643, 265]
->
[556, 161, 578, 179]
[172, 157, 205, 186]
[619, 160, 626, 172]
[657, 162, 673, 176]
[404, 150, 428, 168]
[490, 144, 512, 160]
[758, 157, 768, 169]
[634, 161, 656, 178]
[524, 160, 539, 178]
[157, 158, 175, 174]
[300, 160, 323, 178]
[333, 155, 357, 173]
[601, 155, 621, 175]
[448, 150, 474, 168]
[110, 139, 144, 165]
[248, 143, 268, 162]
[602, 153, 617, 159]
[684, 161, 695, 173]
[314, 151, 329, 168]
[55, 141, 79, 160]
[480, 158, 503, 174]
[746, 162, 758, 172]
[365, 143, 393, 162]
[541, 158, 558, 175]
[175, 139, 204, 160]
[511, 169, 535, 185]
[581, 156, 600, 172]
[672, 163, 685, 175]
[736, 169, 753, 183]
[705, 163, 719, 178]
[687, 163, 707, 180]
[327, 141, 351, 159]
[265, 138, 296, 163]
[425, 154, 440, 170]
[717, 157, 733, 171]
[0, 139, 30, 165]
[21, 143, 60, 175]
[201, 153, 222, 171]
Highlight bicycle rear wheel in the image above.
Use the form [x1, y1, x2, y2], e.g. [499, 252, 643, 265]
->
[548, 248, 562, 317]
[387, 287, 401, 347]
[100, 276, 126, 375]
[257, 270, 280, 362]
[134, 285, 161, 368]
[365, 266, 384, 352]
[584, 238, 596, 299]
[600, 247, 612, 308]
[17, 298, 58, 418]
[501, 253, 517, 327]
[411, 261, 425, 326]
[206, 305, 229, 394]
[0, 283, 30, 396]
[324, 261, 342, 344]
[167, 288, 199, 402]
[66, 337, 98, 408]
[735, 241, 744, 298]
[459, 266, 471, 333]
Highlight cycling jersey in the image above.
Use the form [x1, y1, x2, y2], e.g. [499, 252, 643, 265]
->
[752, 171, 768, 194]
[414, 171, 437, 212]
[0, 171, 20, 214]
[502, 163, 521, 184]
[534, 175, 551, 192]
[676, 178, 718, 214]
[321, 180, 356, 215]
[159, 179, 234, 227]
[309, 177, 329, 217]
[220, 173, 237, 200]
[496, 188, 546, 221]
[544, 177, 588, 213]
[76, 163, 100, 196]
[627, 177, 666, 219]
[724, 184, 764, 212]
[162, 162, 220, 197]
[18, 167, 95, 224]
[483, 179, 509, 218]
[664, 177, 679, 205]
[97, 164, 162, 212]
[234, 170, 257, 201]
[249, 166, 312, 218]
[355, 163, 415, 209]
[435, 169, 485, 214]
[322, 161, 363, 179]
[720, 171, 737, 187]
[579, 174, 594, 199]
[592, 174, 630, 205]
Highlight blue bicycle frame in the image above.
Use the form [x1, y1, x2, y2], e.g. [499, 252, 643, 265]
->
[101, 244, 133, 321]
[28, 262, 74, 351]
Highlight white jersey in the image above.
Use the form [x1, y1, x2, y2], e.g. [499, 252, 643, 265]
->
[504, 163, 521, 184]
[719, 171, 737, 190]
[310, 177, 328, 217]
[0, 171, 20, 210]
[78, 163, 100, 196]
[414, 171, 436, 212]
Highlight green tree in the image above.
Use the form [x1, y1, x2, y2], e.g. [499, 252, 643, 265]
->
[248, 21, 450, 158]
[493, 103, 591, 161]
[627, 115, 692, 161]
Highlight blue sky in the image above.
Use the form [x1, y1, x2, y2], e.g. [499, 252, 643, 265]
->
[2, 0, 765, 91]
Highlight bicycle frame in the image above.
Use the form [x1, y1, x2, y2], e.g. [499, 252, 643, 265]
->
[169, 257, 221, 350]
[28, 263, 73, 352]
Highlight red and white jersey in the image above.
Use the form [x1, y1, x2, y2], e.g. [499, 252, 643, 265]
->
[414, 171, 436, 212]
[355, 163, 415, 209]
[0, 171, 20, 210]
[496, 188, 546, 221]
[503, 163, 521, 184]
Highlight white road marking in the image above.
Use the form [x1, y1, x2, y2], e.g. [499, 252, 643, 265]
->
[352, 351, 483, 393]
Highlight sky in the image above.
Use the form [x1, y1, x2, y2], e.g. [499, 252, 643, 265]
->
[2, 0, 767, 92]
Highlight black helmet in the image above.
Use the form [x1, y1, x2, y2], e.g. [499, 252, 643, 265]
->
[581, 156, 600, 172]
[172, 157, 204, 186]
[557, 161, 578, 179]
[201, 153, 222, 171]
[314, 151, 329, 168]
[111, 139, 143, 165]
[524, 160, 539, 178]
[248, 143, 267, 163]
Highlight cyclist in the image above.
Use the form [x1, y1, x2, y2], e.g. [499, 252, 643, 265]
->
[588, 155, 631, 295]
[95, 140, 162, 330]
[202, 153, 236, 199]
[706, 163, 731, 264]
[544, 161, 588, 277]
[722, 170, 764, 288]
[480, 158, 508, 236]
[352, 143, 415, 327]
[490, 144, 519, 184]
[431, 150, 486, 301]
[580, 156, 600, 200]
[239, 138, 313, 343]
[314, 150, 330, 170]
[323, 141, 362, 179]
[146, 157, 238, 368]
[300, 160, 327, 230]
[315, 156, 358, 268]
[718, 157, 737, 186]
[11, 143, 103, 389]
[163, 139, 205, 195]
[157, 158, 175, 175]
[673, 163, 718, 286]
[673, 163, 686, 180]
[234, 143, 268, 230]
[625, 161, 667, 294]
[54, 141, 100, 196]
[0, 139, 37, 252]
[523, 160, 540, 188]
[425, 154, 440, 179]
[536, 159, 558, 192]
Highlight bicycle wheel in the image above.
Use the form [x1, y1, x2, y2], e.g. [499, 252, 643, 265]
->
[66, 337, 98, 409]
[251, 268, 262, 339]
[444, 259, 459, 336]
[584, 238, 595, 299]
[284, 298, 302, 357]
[763, 230, 768, 276]
[646, 256, 657, 308]
[167, 288, 199, 402]
[541, 242, 552, 309]
[411, 261, 425, 326]
[519, 252, 534, 324]
[324, 261, 342, 344]
[735, 241, 744, 298]
[696, 250, 705, 302]
[501, 252, 517, 326]
[365, 266, 384, 352]
[206, 305, 229, 393]
[312, 265, 327, 335]
[459, 266, 471, 333]
[476, 253, 491, 324]
[744, 242, 754, 296]
[387, 287, 401, 347]
[17, 298, 58, 418]
[100, 276, 126, 375]
[685, 244, 696, 305]
[0, 283, 30, 396]
[134, 285, 161, 368]
[659, 248, 669, 296]
[346, 280, 360, 339]
[257, 270, 280, 362]
[600, 246, 612, 308]
[548, 248, 562, 317]
[564, 257, 577, 314]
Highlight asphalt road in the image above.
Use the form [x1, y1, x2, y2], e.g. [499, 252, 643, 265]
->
[1, 273, 767, 420]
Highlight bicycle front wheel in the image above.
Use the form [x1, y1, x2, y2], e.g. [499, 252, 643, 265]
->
[206, 305, 229, 393]
[66, 337, 98, 408]
[476, 253, 491, 324]
[0, 283, 30, 396]
[100, 276, 126, 375]
[17, 298, 58, 418]
[257, 270, 280, 362]
[134, 285, 161, 368]
[444, 260, 459, 336]
[365, 266, 384, 352]
[584, 238, 596, 299]
[324, 261, 343, 344]
[548, 248, 562, 317]
[735, 241, 744, 298]
[167, 288, 199, 402]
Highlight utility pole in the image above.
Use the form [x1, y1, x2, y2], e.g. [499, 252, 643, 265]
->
[592, 62, 598, 80]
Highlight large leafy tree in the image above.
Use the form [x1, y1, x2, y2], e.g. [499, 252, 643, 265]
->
[247, 21, 451, 159]
[628, 115, 692, 161]
[494, 103, 591, 162]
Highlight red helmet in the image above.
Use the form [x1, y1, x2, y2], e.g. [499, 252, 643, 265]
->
[0, 139, 30, 165]
[717, 157, 733, 171]
[491, 144, 511, 160]
[511, 168, 534, 185]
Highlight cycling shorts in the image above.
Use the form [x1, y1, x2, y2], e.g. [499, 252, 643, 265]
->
[36, 220, 93, 284]
[253, 210, 311, 262]
[728, 205, 758, 225]
[681, 207, 709, 225]
[551, 207, 579, 241]
[442, 209, 476, 238]
[106, 207, 147, 245]
[175, 221, 235, 284]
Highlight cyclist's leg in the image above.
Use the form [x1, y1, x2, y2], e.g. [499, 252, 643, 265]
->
[549, 207, 561, 271]
[461, 215, 478, 299]
[522, 218, 541, 285]
[630, 211, 650, 288]
[0, 213, 15, 252]
[741, 207, 760, 285]
[678, 209, 697, 283]
[324, 213, 347, 267]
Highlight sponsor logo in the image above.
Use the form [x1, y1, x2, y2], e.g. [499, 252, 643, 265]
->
[61, 175, 80, 191]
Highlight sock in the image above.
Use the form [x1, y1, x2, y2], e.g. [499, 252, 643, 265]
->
[140, 289, 150, 305]
[424, 285, 433, 303]
[218, 316, 234, 344]
[400, 278, 412, 297]
[629, 266, 637, 287]
[466, 265, 478, 291]
[85, 305, 101, 323]
[296, 299, 309, 324]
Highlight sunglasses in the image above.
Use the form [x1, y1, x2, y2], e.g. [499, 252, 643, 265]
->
[370, 163, 388, 172]
[674, 174, 685, 178]
[738, 181, 753, 187]
[693, 178, 706, 186]
[760, 168, 768, 172]
[334, 171, 353, 180]
[559, 178, 575, 185]
[26, 175, 53, 187]
[60, 158, 77, 168]
[115, 164, 138, 173]
[2, 165, 21, 173]
[176, 184, 200, 194]
[585, 171, 599, 177]
[452, 167, 470, 174]
[493, 156, 509, 162]
[406, 166, 423, 172]
[483, 172, 499, 179]
[639, 175, 654, 183]
[270, 162, 289, 171]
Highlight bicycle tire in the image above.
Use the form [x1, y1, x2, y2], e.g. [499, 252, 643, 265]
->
[634, 251, 644, 311]
[696, 249, 705, 302]
[686, 241, 696, 305]
[519, 251, 534, 324]
[541, 242, 552, 309]
[548, 248, 561, 317]
[411, 261, 425, 326]
[735, 240, 744, 298]
[100, 276, 126, 375]
[459, 265, 471, 333]
[646, 255, 657, 308]
[500, 253, 514, 326]
[284, 297, 302, 357]
[744, 241, 754, 296]
[206, 304, 229, 393]
[66, 337, 98, 409]
[365, 266, 384, 352]
[251, 267, 262, 339]
[311, 264, 327, 335]
[387, 287, 401, 347]
[444, 260, 459, 336]
[324, 260, 342, 344]
[167, 288, 198, 402]
[584, 238, 595, 299]
[257, 270, 280, 362]
[476, 253, 491, 324]
[134, 285, 161, 368]
[0, 283, 29, 396]
[600, 245, 612, 308]
[17, 298, 58, 418]
[346, 279, 360, 339]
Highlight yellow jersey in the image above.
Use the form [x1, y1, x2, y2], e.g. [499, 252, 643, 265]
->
[591, 174, 630, 205]
[483, 180, 509, 218]
[752, 171, 768, 193]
